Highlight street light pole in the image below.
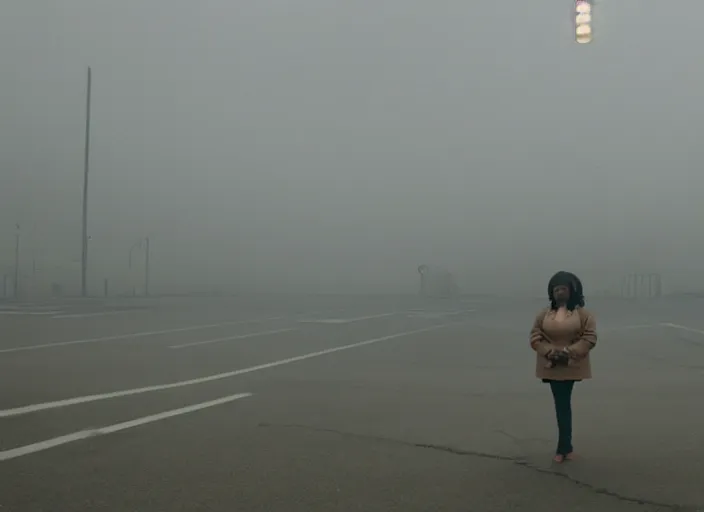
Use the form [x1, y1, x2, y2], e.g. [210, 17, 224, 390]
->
[81, 66, 92, 297]
[144, 237, 150, 296]
[13, 224, 20, 298]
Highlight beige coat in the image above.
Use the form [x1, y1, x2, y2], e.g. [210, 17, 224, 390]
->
[529, 307, 597, 381]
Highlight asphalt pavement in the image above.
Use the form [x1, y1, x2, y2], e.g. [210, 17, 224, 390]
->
[1, 295, 703, 511]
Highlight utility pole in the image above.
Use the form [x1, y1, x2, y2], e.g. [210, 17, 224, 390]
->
[144, 236, 150, 296]
[81, 66, 92, 297]
[13, 224, 20, 298]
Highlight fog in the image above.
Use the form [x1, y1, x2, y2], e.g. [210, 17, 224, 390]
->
[2, 0, 703, 297]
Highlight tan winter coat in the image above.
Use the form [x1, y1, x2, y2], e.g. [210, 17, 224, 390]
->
[529, 307, 597, 381]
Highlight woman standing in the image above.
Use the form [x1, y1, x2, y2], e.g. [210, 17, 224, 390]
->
[529, 271, 597, 463]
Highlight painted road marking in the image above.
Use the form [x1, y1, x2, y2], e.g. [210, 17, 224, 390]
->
[0, 316, 293, 354]
[0, 311, 61, 316]
[661, 323, 704, 336]
[169, 328, 297, 349]
[297, 312, 397, 324]
[0, 393, 252, 462]
[407, 309, 476, 319]
[52, 310, 139, 319]
[603, 323, 660, 331]
[0, 304, 60, 311]
[0, 322, 456, 418]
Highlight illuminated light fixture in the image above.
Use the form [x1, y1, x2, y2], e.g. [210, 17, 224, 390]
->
[576, 24, 592, 36]
[574, 0, 593, 44]
[575, 1, 591, 14]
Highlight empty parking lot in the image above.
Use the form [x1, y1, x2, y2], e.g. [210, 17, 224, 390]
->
[1, 295, 702, 511]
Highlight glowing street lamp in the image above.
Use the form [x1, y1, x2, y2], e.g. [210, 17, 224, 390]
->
[576, 24, 592, 36]
[575, 1, 591, 14]
[575, 0, 593, 44]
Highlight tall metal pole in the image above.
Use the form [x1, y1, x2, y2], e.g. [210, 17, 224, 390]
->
[13, 224, 20, 298]
[144, 237, 150, 296]
[81, 66, 92, 297]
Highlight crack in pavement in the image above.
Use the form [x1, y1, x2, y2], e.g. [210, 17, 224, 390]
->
[258, 422, 701, 511]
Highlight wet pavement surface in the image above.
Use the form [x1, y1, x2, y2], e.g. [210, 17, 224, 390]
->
[1, 295, 702, 511]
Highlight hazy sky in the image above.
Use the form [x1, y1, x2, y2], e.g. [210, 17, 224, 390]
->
[2, 0, 703, 295]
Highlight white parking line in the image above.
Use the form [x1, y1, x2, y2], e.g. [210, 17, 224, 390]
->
[661, 322, 704, 336]
[0, 311, 61, 316]
[297, 312, 397, 324]
[169, 328, 297, 349]
[0, 322, 456, 418]
[0, 316, 292, 354]
[406, 309, 476, 319]
[600, 323, 660, 332]
[52, 310, 137, 319]
[441, 309, 477, 316]
[0, 393, 252, 462]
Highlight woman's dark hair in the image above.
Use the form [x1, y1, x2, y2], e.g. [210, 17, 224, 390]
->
[548, 271, 585, 311]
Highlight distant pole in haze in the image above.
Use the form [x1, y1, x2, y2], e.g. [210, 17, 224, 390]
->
[13, 224, 20, 298]
[144, 237, 150, 297]
[81, 66, 92, 297]
[418, 264, 428, 297]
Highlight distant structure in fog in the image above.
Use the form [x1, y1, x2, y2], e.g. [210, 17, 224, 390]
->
[621, 273, 662, 299]
[418, 264, 459, 298]
[575, 0, 593, 44]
